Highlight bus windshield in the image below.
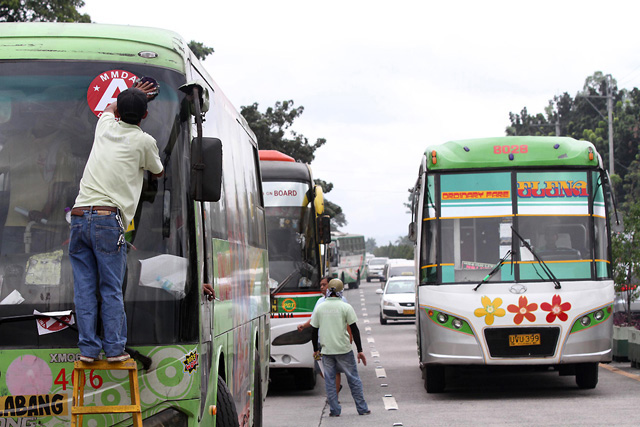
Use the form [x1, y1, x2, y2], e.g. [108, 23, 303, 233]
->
[265, 205, 320, 292]
[0, 61, 199, 347]
[423, 170, 610, 284]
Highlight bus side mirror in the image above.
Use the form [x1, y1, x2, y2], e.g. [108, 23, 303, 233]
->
[408, 222, 417, 242]
[191, 137, 223, 202]
[317, 215, 332, 244]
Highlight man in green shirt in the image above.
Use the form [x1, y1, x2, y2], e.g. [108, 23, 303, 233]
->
[310, 279, 370, 417]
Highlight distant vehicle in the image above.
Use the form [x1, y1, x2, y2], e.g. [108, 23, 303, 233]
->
[376, 276, 416, 324]
[382, 259, 414, 284]
[328, 233, 366, 289]
[366, 257, 388, 282]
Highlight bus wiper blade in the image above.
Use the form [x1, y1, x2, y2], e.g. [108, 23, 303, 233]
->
[473, 250, 512, 291]
[270, 270, 297, 296]
[511, 226, 561, 289]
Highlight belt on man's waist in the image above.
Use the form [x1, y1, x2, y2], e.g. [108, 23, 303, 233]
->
[71, 206, 118, 216]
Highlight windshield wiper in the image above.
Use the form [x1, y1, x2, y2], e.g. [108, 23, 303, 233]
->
[511, 226, 561, 289]
[473, 250, 512, 291]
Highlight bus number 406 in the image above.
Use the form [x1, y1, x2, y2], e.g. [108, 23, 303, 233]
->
[54, 369, 103, 391]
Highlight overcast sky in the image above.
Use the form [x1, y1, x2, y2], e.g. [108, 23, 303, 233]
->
[82, 0, 640, 246]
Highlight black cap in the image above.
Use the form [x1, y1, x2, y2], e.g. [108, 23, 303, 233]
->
[117, 88, 148, 124]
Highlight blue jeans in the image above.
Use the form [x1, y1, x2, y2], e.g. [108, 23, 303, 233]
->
[69, 212, 127, 358]
[322, 351, 369, 415]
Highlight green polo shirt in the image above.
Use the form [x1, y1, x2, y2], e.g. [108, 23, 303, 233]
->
[310, 297, 357, 355]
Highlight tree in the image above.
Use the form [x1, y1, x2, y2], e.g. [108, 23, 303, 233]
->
[365, 238, 377, 253]
[1, 0, 90, 22]
[241, 100, 326, 163]
[242, 100, 346, 227]
[506, 71, 640, 206]
[188, 41, 214, 61]
[315, 179, 346, 229]
[612, 202, 640, 324]
[374, 235, 414, 259]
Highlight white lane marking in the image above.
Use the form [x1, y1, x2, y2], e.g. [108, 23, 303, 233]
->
[375, 367, 387, 378]
[364, 319, 370, 323]
[362, 313, 368, 317]
[367, 337, 375, 343]
[365, 326, 371, 332]
[371, 350, 380, 358]
[383, 395, 398, 410]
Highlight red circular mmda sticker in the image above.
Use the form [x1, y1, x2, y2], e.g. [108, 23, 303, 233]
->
[87, 69, 139, 117]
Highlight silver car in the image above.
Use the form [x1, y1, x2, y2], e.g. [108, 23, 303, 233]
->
[376, 276, 416, 324]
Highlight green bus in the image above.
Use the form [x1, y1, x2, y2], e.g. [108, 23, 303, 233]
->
[0, 23, 269, 426]
[411, 136, 616, 393]
[328, 233, 366, 289]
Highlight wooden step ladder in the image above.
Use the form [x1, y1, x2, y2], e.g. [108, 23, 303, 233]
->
[71, 359, 142, 427]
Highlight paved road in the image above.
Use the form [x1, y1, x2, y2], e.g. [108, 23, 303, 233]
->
[264, 281, 640, 427]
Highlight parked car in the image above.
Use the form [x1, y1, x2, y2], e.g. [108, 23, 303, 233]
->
[366, 257, 388, 282]
[376, 276, 416, 324]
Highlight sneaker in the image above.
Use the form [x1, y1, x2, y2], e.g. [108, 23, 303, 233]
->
[329, 413, 340, 417]
[359, 410, 371, 416]
[107, 353, 130, 363]
[79, 355, 95, 363]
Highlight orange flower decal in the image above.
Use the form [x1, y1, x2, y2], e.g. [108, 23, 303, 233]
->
[507, 296, 538, 325]
[474, 296, 506, 325]
[540, 294, 571, 323]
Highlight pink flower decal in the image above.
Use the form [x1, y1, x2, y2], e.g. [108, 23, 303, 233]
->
[540, 294, 571, 323]
[507, 296, 538, 325]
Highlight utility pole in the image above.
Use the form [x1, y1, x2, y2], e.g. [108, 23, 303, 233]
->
[606, 74, 614, 174]
[578, 74, 615, 173]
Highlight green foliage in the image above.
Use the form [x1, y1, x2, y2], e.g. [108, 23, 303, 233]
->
[612, 202, 640, 323]
[241, 100, 345, 227]
[365, 237, 377, 253]
[1, 0, 90, 22]
[507, 71, 640, 207]
[241, 100, 326, 164]
[188, 41, 214, 61]
[374, 236, 414, 259]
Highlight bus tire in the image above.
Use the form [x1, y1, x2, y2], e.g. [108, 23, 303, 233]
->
[294, 368, 316, 390]
[575, 362, 598, 389]
[216, 376, 240, 427]
[424, 365, 445, 393]
[252, 353, 263, 427]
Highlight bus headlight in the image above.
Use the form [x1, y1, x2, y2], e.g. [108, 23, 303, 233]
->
[437, 313, 448, 324]
[594, 310, 604, 321]
[452, 318, 463, 329]
[580, 316, 591, 327]
[570, 305, 612, 334]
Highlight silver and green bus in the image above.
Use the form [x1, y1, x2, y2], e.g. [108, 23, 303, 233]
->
[328, 233, 366, 289]
[259, 150, 329, 389]
[411, 136, 616, 393]
[0, 23, 269, 426]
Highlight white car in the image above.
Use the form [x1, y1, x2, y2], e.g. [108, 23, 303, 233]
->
[366, 257, 388, 282]
[376, 276, 416, 324]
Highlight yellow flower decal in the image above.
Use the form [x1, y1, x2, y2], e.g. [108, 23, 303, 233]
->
[474, 296, 506, 325]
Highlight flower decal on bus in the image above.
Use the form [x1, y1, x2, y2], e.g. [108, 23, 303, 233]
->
[540, 294, 571, 323]
[474, 296, 506, 325]
[507, 296, 538, 325]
